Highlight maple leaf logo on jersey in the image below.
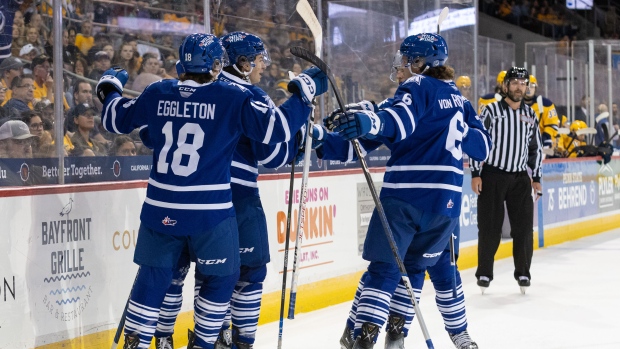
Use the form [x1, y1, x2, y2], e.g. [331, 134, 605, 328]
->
[162, 216, 177, 226]
[447, 199, 454, 208]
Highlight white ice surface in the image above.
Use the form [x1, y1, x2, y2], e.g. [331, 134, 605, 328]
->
[186, 228, 620, 349]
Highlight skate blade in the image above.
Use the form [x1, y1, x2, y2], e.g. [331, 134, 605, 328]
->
[520, 286, 528, 294]
[480, 286, 487, 295]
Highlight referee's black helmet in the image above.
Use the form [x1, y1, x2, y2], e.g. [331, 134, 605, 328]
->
[504, 67, 529, 84]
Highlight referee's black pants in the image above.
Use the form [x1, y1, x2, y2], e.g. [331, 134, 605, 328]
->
[475, 165, 534, 281]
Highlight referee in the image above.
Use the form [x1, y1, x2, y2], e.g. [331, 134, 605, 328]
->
[470, 67, 543, 294]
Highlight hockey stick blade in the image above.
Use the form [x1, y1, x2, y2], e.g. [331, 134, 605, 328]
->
[437, 7, 449, 34]
[289, 46, 346, 110]
[296, 0, 322, 57]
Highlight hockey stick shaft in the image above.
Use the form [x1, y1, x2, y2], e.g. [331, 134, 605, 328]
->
[286, 0, 322, 321]
[111, 267, 140, 349]
[277, 164, 296, 349]
[289, 46, 434, 349]
[287, 106, 315, 319]
[449, 234, 457, 298]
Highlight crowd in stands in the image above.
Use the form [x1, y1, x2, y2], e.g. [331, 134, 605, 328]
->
[0, 0, 319, 160]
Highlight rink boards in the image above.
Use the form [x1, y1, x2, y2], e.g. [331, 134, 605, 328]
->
[1, 157, 619, 348]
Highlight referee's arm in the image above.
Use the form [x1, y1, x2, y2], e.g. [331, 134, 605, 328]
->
[528, 117, 544, 182]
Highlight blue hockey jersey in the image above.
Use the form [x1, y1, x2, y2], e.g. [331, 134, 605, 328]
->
[101, 78, 309, 235]
[320, 75, 491, 218]
[219, 71, 306, 201]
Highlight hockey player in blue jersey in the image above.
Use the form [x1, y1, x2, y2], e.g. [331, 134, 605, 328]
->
[95, 33, 326, 349]
[318, 33, 491, 349]
[151, 32, 320, 349]
[323, 53, 483, 349]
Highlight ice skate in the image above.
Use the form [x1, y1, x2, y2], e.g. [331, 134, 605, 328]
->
[187, 329, 205, 349]
[448, 329, 478, 349]
[231, 326, 253, 349]
[214, 328, 232, 349]
[518, 276, 530, 294]
[352, 322, 379, 349]
[155, 335, 174, 349]
[123, 334, 140, 349]
[477, 276, 490, 294]
[339, 325, 354, 349]
[384, 315, 405, 349]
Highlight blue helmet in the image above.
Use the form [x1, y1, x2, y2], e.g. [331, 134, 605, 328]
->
[400, 33, 448, 71]
[220, 31, 270, 67]
[178, 33, 228, 74]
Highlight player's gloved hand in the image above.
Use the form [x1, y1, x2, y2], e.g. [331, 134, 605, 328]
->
[330, 110, 383, 140]
[96, 67, 129, 103]
[287, 66, 328, 106]
[331, 100, 378, 115]
[294, 125, 326, 164]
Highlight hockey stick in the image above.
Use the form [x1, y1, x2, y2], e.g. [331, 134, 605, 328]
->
[287, 0, 322, 320]
[111, 267, 140, 349]
[277, 164, 296, 349]
[434, 5, 459, 300]
[289, 45, 435, 349]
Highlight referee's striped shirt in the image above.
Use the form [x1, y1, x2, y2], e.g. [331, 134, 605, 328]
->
[470, 98, 543, 181]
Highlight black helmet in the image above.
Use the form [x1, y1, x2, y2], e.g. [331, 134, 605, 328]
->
[504, 67, 529, 84]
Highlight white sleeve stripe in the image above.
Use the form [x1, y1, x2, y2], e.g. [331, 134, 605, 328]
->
[358, 142, 368, 157]
[262, 112, 276, 144]
[250, 101, 269, 113]
[277, 144, 289, 169]
[103, 96, 121, 132]
[110, 97, 122, 134]
[139, 125, 147, 131]
[257, 143, 281, 165]
[384, 108, 406, 141]
[275, 107, 291, 141]
[231, 177, 259, 188]
[395, 102, 415, 129]
[231, 161, 259, 174]
[145, 197, 233, 210]
[386, 165, 463, 175]
[148, 178, 230, 192]
[347, 142, 354, 162]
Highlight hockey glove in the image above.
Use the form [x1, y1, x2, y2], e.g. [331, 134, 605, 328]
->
[287, 66, 328, 106]
[96, 67, 129, 103]
[331, 100, 378, 116]
[331, 110, 383, 141]
[294, 125, 326, 164]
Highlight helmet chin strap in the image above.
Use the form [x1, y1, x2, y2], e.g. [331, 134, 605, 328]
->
[233, 64, 253, 80]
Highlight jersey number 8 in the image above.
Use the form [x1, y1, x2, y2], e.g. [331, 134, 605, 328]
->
[157, 121, 204, 176]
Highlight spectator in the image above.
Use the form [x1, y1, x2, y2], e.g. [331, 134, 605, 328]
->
[25, 26, 45, 56]
[0, 120, 36, 158]
[102, 43, 115, 62]
[4, 75, 35, 114]
[110, 135, 137, 156]
[68, 103, 106, 156]
[0, 87, 6, 106]
[595, 104, 610, 145]
[67, 26, 78, 46]
[33, 100, 55, 131]
[74, 57, 87, 77]
[21, 110, 53, 157]
[0, 57, 25, 106]
[113, 42, 139, 80]
[31, 54, 69, 110]
[130, 52, 161, 92]
[11, 11, 27, 57]
[28, 13, 48, 43]
[75, 19, 94, 56]
[87, 51, 112, 81]
[574, 95, 589, 123]
[19, 44, 39, 64]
